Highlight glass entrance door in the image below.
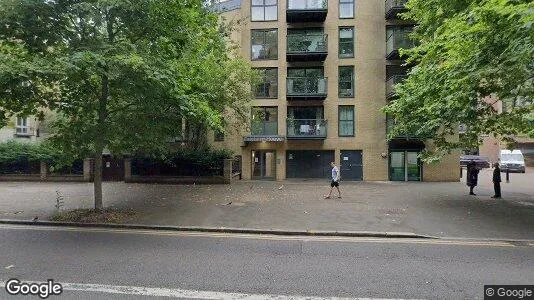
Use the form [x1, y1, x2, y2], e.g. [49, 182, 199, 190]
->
[390, 151, 421, 181]
[252, 150, 276, 180]
[389, 151, 405, 181]
[406, 152, 421, 181]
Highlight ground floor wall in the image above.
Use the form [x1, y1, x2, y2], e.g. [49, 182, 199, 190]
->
[237, 142, 459, 182]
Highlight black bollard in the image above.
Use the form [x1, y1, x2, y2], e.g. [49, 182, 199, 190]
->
[506, 168, 510, 183]
[460, 167, 463, 178]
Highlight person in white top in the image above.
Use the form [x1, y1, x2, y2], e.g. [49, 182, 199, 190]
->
[324, 162, 341, 199]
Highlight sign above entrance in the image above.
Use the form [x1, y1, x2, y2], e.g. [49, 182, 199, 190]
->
[244, 135, 285, 142]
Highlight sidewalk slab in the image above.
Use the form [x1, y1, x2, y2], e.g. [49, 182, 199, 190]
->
[0, 169, 533, 240]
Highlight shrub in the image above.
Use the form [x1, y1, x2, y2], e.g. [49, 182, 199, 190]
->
[132, 147, 233, 176]
[0, 140, 77, 174]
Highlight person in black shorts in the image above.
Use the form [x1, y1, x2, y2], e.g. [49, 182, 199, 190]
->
[324, 162, 341, 199]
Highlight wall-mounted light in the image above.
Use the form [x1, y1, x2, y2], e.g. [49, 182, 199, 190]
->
[381, 152, 388, 159]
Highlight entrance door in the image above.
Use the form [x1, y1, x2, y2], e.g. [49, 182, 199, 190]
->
[340, 150, 363, 181]
[286, 150, 334, 178]
[102, 156, 125, 181]
[389, 151, 421, 181]
[252, 151, 276, 180]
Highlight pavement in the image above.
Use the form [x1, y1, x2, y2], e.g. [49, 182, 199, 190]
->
[0, 168, 533, 240]
[1, 224, 533, 299]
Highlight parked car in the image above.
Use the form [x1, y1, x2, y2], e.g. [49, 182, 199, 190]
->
[460, 155, 490, 169]
[499, 149, 526, 173]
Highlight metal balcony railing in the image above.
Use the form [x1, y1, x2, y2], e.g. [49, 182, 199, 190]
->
[286, 77, 327, 97]
[287, 34, 328, 54]
[251, 121, 278, 136]
[386, 75, 407, 98]
[287, 0, 327, 10]
[287, 119, 327, 138]
[386, 29, 416, 59]
[385, 0, 408, 18]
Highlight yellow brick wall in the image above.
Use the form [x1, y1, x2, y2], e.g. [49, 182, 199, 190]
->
[211, 0, 459, 182]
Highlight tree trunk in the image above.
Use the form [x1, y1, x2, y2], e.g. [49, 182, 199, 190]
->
[93, 142, 104, 211]
[94, 70, 109, 211]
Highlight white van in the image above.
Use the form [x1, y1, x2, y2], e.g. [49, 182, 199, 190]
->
[499, 150, 526, 173]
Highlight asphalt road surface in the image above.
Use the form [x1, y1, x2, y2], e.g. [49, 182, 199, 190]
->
[0, 224, 533, 300]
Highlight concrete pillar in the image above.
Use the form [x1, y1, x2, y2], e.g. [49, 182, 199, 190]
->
[83, 158, 94, 182]
[223, 158, 233, 184]
[124, 158, 132, 182]
[40, 161, 47, 180]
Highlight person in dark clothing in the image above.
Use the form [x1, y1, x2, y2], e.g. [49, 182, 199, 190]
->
[492, 162, 502, 198]
[466, 161, 479, 195]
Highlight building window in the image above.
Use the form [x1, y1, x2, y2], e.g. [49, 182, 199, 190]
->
[338, 106, 354, 136]
[214, 130, 224, 141]
[251, 0, 277, 21]
[255, 68, 278, 98]
[339, 27, 354, 58]
[339, 0, 354, 18]
[251, 107, 278, 135]
[251, 29, 278, 60]
[338, 66, 354, 97]
[16, 117, 29, 135]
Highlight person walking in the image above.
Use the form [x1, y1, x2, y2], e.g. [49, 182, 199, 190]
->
[324, 162, 341, 199]
[492, 162, 502, 198]
[466, 160, 479, 195]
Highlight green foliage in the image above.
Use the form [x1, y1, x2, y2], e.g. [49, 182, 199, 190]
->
[132, 147, 233, 176]
[383, 0, 534, 160]
[0, 0, 255, 156]
[0, 140, 75, 173]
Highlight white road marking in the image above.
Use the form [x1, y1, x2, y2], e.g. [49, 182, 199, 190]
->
[0, 224, 518, 247]
[0, 281, 420, 300]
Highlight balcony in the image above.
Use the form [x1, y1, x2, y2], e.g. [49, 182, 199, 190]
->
[244, 121, 284, 142]
[286, 34, 328, 62]
[287, 119, 327, 140]
[386, 75, 407, 99]
[385, 0, 408, 20]
[286, 77, 327, 100]
[386, 29, 416, 60]
[286, 0, 328, 23]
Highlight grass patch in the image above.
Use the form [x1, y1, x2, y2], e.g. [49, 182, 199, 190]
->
[50, 208, 136, 224]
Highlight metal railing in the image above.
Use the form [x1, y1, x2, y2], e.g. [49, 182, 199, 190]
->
[386, 75, 407, 97]
[287, 34, 328, 54]
[386, 29, 416, 57]
[251, 121, 278, 136]
[286, 77, 328, 96]
[287, 119, 327, 138]
[385, 0, 408, 14]
[287, 0, 327, 10]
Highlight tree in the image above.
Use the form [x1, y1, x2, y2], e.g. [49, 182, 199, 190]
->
[0, 0, 256, 209]
[383, 0, 533, 161]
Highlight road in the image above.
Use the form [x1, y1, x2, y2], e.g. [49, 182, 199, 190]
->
[0, 224, 533, 299]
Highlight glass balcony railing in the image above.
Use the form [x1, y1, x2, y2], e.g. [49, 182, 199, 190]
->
[386, 75, 407, 98]
[385, 0, 408, 18]
[287, 0, 327, 10]
[386, 30, 416, 59]
[287, 34, 328, 54]
[287, 119, 327, 139]
[286, 77, 328, 97]
[251, 121, 278, 136]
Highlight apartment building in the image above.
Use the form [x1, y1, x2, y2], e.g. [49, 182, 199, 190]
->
[0, 115, 44, 142]
[211, 0, 459, 181]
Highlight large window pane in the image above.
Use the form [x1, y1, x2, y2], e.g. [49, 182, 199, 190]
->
[264, 6, 277, 20]
[339, 106, 354, 136]
[339, 27, 354, 58]
[251, 0, 278, 21]
[338, 66, 354, 97]
[339, 0, 354, 18]
[251, 107, 278, 135]
[251, 29, 278, 60]
[254, 68, 278, 98]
